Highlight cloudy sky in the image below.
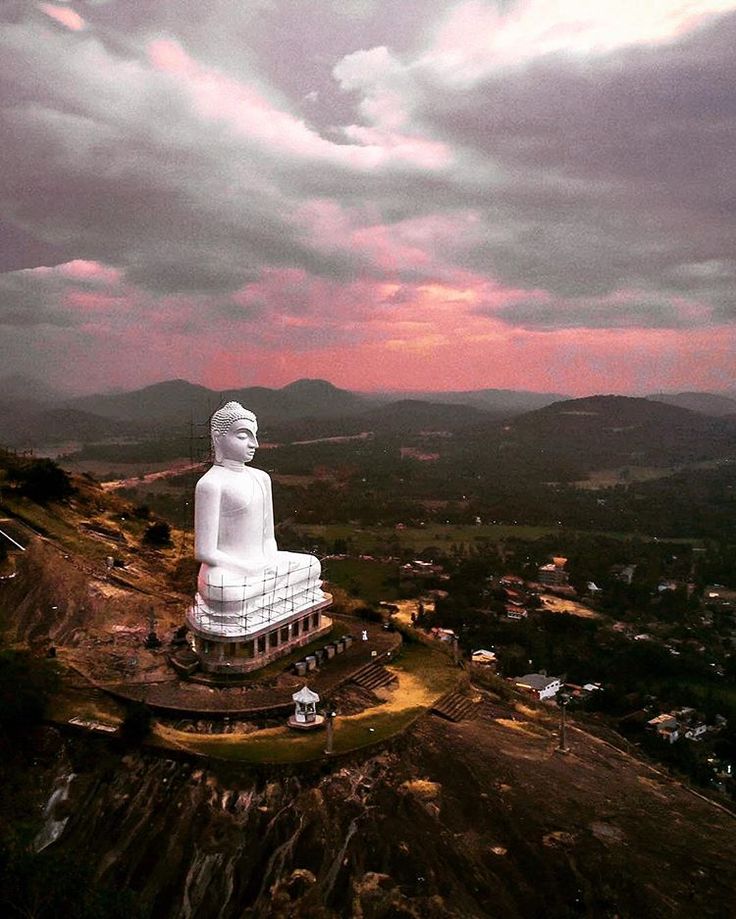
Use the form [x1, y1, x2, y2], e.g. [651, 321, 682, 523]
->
[1, 0, 735, 395]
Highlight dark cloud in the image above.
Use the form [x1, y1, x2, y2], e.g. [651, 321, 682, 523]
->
[485, 296, 715, 331]
[0, 17, 361, 300]
[1, 2, 734, 393]
[423, 12, 736, 311]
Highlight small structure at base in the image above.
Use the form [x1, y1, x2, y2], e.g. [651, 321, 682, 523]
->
[287, 685, 324, 731]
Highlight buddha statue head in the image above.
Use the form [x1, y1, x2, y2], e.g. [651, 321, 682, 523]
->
[211, 401, 258, 465]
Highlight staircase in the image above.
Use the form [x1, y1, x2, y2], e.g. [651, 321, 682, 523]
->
[352, 662, 397, 691]
[431, 692, 479, 723]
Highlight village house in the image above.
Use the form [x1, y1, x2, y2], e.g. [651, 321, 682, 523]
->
[513, 673, 562, 701]
[647, 708, 709, 743]
[499, 574, 525, 588]
[471, 649, 497, 669]
[610, 563, 637, 585]
[673, 707, 709, 740]
[537, 556, 569, 587]
[647, 713, 680, 743]
[704, 585, 736, 613]
[429, 627, 456, 643]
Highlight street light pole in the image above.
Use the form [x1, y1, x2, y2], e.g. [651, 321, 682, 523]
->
[556, 689, 571, 754]
[323, 705, 337, 755]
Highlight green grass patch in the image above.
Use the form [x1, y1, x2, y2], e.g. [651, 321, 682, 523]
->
[184, 706, 428, 763]
[323, 557, 399, 604]
[298, 524, 557, 552]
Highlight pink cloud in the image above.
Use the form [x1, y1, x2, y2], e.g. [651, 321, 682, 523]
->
[39, 3, 86, 32]
[146, 39, 451, 172]
[62, 290, 127, 313]
[57, 259, 121, 285]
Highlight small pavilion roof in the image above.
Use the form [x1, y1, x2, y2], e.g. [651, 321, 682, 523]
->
[292, 685, 320, 704]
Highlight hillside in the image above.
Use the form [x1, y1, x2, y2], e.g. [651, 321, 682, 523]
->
[4, 678, 736, 918]
[366, 387, 567, 414]
[0, 405, 146, 449]
[1, 461, 736, 917]
[479, 395, 736, 472]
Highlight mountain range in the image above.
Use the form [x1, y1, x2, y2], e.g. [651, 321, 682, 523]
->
[0, 375, 735, 455]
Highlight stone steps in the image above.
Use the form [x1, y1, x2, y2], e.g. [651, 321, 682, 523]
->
[431, 692, 479, 723]
[352, 662, 397, 691]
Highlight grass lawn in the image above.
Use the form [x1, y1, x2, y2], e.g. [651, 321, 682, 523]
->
[151, 641, 459, 763]
[0, 497, 104, 559]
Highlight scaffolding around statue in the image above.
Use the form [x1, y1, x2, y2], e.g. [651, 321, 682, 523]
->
[186, 555, 332, 676]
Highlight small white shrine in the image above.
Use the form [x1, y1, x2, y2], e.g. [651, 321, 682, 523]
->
[287, 685, 324, 731]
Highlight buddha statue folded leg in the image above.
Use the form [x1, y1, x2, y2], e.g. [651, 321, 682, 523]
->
[198, 552, 321, 604]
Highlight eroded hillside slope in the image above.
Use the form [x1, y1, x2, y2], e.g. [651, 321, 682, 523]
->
[43, 704, 736, 919]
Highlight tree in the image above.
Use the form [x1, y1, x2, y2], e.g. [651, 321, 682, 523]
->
[14, 459, 74, 504]
[142, 521, 172, 547]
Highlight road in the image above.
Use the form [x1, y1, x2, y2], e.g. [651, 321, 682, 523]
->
[100, 462, 204, 492]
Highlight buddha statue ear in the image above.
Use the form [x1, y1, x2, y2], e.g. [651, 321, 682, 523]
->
[212, 430, 224, 463]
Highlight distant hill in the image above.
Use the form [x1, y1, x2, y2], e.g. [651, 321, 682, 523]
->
[367, 387, 566, 414]
[489, 395, 736, 471]
[65, 378, 370, 426]
[355, 398, 490, 433]
[58, 378, 566, 432]
[0, 405, 144, 449]
[647, 391, 736, 417]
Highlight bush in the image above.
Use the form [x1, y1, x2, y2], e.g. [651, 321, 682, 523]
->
[0, 844, 143, 919]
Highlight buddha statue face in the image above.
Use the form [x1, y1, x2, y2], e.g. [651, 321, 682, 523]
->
[211, 402, 258, 465]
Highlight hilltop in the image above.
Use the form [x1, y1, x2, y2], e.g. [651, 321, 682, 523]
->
[1, 453, 736, 917]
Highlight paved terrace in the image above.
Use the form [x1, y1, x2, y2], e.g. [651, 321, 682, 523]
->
[105, 619, 401, 718]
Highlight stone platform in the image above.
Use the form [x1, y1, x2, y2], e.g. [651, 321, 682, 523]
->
[182, 597, 333, 678]
[105, 618, 401, 719]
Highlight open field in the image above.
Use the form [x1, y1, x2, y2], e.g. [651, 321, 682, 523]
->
[540, 594, 603, 619]
[298, 523, 561, 550]
[295, 523, 705, 551]
[574, 457, 734, 490]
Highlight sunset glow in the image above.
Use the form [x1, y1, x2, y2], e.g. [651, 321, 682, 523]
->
[2, 1, 735, 395]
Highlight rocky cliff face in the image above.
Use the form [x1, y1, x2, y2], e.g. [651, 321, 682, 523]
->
[41, 708, 736, 919]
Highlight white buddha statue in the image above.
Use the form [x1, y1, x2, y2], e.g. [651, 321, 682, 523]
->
[189, 401, 326, 637]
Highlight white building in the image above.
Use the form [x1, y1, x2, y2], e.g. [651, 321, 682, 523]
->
[513, 673, 562, 701]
